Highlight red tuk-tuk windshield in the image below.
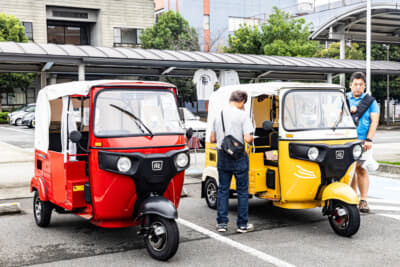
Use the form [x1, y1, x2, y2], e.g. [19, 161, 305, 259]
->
[93, 89, 184, 137]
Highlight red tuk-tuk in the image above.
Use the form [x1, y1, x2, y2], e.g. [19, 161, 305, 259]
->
[30, 80, 190, 261]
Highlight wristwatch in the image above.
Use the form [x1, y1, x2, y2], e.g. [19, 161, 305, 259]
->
[365, 138, 373, 142]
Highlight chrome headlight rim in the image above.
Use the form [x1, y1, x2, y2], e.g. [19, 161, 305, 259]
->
[175, 152, 189, 169]
[307, 146, 319, 161]
[117, 156, 132, 173]
[352, 144, 363, 160]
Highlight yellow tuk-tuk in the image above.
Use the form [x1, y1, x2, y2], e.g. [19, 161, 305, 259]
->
[202, 82, 362, 237]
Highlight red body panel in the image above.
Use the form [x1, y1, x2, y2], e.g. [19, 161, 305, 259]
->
[31, 83, 186, 228]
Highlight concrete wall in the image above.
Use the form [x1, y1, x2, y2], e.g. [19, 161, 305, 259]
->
[0, 0, 155, 47]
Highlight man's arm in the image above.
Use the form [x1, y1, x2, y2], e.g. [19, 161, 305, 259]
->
[244, 133, 254, 144]
[210, 131, 216, 143]
[364, 113, 379, 150]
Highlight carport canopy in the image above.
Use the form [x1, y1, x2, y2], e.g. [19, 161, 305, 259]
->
[0, 41, 400, 82]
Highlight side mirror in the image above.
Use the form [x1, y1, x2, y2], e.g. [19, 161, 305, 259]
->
[262, 120, 273, 132]
[70, 130, 82, 143]
[186, 127, 193, 140]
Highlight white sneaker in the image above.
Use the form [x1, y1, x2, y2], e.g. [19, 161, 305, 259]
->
[236, 223, 254, 233]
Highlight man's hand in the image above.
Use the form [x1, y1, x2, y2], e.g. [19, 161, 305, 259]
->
[364, 140, 372, 151]
[350, 106, 357, 113]
[210, 131, 216, 144]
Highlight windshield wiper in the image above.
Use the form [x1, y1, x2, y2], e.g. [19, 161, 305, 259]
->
[109, 104, 154, 138]
[332, 101, 345, 131]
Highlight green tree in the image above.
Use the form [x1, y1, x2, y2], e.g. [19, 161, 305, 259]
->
[140, 11, 199, 104]
[0, 13, 35, 111]
[225, 7, 319, 57]
[140, 11, 199, 51]
[314, 42, 364, 60]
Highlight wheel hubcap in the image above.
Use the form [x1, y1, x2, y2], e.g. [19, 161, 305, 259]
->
[34, 197, 41, 221]
[332, 205, 349, 229]
[148, 222, 167, 251]
[207, 183, 217, 204]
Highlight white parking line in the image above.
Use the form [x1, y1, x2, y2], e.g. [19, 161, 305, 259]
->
[369, 205, 400, 212]
[368, 198, 400, 205]
[177, 218, 295, 267]
[383, 187, 400, 192]
[378, 214, 400, 221]
[0, 126, 33, 134]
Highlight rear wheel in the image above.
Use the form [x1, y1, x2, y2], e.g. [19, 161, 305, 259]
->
[33, 191, 53, 227]
[205, 178, 218, 209]
[328, 200, 360, 237]
[144, 215, 179, 261]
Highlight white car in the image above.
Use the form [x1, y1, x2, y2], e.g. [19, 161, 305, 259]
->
[7, 103, 36, 126]
[179, 107, 206, 146]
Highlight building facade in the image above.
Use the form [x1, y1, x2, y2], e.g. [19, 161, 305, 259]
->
[155, 0, 298, 51]
[0, 0, 155, 109]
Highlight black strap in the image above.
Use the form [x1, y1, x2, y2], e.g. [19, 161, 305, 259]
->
[347, 94, 375, 125]
[221, 111, 226, 136]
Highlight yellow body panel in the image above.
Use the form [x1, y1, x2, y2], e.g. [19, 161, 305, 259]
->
[204, 138, 357, 209]
[278, 139, 357, 203]
[322, 182, 359, 205]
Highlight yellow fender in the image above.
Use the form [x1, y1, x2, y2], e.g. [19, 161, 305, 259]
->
[321, 182, 358, 205]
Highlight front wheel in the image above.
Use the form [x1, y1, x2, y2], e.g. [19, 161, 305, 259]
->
[204, 178, 218, 209]
[328, 200, 360, 237]
[144, 215, 179, 261]
[33, 191, 53, 227]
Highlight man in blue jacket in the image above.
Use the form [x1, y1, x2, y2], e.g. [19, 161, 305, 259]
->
[347, 72, 379, 213]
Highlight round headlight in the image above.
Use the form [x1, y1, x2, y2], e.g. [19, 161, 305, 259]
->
[175, 153, 189, 168]
[353, 144, 363, 159]
[117, 157, 131, 173]
[307, 147, 319, 161]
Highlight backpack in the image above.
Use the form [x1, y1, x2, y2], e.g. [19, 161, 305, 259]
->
[346, 94, 375, 126]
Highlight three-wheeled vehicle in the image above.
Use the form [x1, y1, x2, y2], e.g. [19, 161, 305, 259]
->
[202, 82, 362, 237]
[31, 80, 191, 260]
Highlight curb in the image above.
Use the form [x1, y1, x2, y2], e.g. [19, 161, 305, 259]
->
[0, 202, 21, 215]
[375, 163, 400, 179]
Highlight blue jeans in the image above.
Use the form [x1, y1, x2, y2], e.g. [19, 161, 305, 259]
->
[216, 150, 249, 227]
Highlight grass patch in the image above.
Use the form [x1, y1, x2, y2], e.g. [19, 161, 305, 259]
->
[378, 161, 400, 166]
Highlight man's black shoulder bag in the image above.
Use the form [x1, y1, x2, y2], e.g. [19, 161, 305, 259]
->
[347, 94, 375, 126]
[220, 111, 245, 160]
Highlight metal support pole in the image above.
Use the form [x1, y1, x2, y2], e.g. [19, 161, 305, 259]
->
[340, 38, 345, 87]
[327, 73, 333, 83]
[386, 44, 390, 126]
[40, 72, 47, 88]
[366, 0, 371, 95]
[78, 64, 85, 81]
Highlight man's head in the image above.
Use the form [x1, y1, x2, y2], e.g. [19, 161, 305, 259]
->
[350, 72, 366, 98]
[229, 90, 248, 109]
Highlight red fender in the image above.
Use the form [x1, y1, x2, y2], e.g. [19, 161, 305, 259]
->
[30, 176, 48, 201]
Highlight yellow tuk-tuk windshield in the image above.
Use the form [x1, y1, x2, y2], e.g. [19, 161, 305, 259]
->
[283, 90, 354, 131]
[94, 89, 184, 137]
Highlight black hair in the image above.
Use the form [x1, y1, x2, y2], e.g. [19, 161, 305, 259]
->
[229, 90, 248, 103]
[350, 72, 366, 84]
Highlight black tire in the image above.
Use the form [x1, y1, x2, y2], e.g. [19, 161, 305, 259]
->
[328, 200, 360, 237]
[33, 191, 53, 227]
[205, 178, 218, 209]
[28, 120, 34, 128]
[144, 216, 179, 261]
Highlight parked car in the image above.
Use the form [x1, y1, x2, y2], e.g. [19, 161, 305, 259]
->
[22, 111, 35, 128]
[179, 107, 206, 146]
[7, 103, 35, 126]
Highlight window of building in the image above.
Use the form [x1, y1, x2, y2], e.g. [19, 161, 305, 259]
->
[228, 17, 259, 32]
[22, 22, 33, 40]
[114, 28, 141, 47]
[47, 21, 89, 45]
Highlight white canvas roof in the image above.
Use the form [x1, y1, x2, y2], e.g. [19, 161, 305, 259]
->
[34, 80, 174, 153]
[206, 82, 343, 141]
